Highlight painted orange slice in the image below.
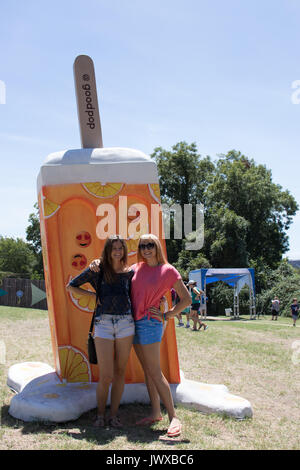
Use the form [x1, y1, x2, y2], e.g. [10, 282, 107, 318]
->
[58, 346, 91, 383]
[68, 277, 96, 312]
[148, 183, 161, 203]
[82, 182, 123, 198]
[42, 196, 60, 219]
[126, 238, 139, 256]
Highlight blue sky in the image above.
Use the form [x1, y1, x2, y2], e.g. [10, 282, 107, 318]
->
[1, 0, 300, 258]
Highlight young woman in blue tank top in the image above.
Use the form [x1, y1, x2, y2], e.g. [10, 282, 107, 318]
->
[187, 280, 208, 331]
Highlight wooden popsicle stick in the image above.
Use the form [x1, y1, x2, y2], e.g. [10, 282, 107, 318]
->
[73, 55, 103, 148]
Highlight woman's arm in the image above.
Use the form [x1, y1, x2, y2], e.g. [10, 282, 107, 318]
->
[192, 286, 204, 297]
[149, 279, 191, 321]
[66, 284, 96, 299]
[66, 268, 97, 299]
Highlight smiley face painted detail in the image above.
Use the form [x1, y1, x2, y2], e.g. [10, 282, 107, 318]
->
[76, 231, 91, 248]
[71, 254, 87, 270]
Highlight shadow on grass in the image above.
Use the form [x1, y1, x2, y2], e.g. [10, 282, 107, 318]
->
[1, 403, 190, 447]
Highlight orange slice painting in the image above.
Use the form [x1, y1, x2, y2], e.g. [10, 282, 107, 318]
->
[82, 182, 123, 198]
[148, 183, 161, 203]
[126, 238, 139, 256]
[58, 346, 91, 382]
[42, 196, 60, 219]
[68, 278, 96, 312]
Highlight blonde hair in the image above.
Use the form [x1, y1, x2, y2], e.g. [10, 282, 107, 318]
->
[137, 234, 167, 264]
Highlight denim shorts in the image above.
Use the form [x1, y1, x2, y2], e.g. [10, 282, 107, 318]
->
[94, 314, 135, 340]
[191, 303, 200, 312]
[133, 316, 166, 345]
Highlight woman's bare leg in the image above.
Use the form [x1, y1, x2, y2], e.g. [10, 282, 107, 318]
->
[136, 342, 176, 421]
[136, 342, 182, 435]
[134, 343, 162, 420]
[94, 337, 114, 417]
[191, 310, 198, 330]
[110, 335, 134, 418]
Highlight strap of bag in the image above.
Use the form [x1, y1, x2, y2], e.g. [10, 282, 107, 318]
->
[89, 311, 96, 334]
[89, 265, 103, 333]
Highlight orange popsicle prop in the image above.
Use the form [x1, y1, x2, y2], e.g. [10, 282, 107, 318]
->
[37, 55, 180, 384]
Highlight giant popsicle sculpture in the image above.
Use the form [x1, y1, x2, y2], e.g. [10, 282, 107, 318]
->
[7, 56, 252, 422]
[37, 55, 179, 385]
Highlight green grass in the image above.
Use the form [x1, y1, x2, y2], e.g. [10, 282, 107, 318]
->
[1, 307, 300, 450]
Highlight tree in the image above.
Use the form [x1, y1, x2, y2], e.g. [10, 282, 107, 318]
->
[204, 205, 249, 267]
[151, 141, 215, 207]
[205, 150, 298, 268]
[173, 249, 211, 280]
[153, 144, 298, 273]
[26, 203, 44, 278]
[151, 141, 215, 262]
[256, 259, 300, 316]
[26, 203, 41, 254]
[0, 236, 36, 276]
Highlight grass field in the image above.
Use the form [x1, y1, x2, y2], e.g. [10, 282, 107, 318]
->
[0, 306, 299, 450]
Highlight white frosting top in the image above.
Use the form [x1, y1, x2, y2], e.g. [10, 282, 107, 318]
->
[37, 147, 158, 192]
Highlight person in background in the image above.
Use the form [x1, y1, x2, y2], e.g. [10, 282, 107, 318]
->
[173, 287, 184, 327]
[187, 280, 208, 331]
[175, 282, 191, 327]
[291, 298, 299, 327]
[177, 305, 191, 327]
[199, 293, 208, 320]
[271, 296, 280, 321]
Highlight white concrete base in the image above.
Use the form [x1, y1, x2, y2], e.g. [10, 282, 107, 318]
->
[7, 362, 252, 422]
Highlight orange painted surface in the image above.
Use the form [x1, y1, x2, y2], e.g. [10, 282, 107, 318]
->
[38, 182, 181, 384]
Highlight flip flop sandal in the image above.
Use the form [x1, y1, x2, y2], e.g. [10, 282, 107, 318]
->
[136, 416, 163, 426]
[167, 420, 182, 437]
[93, 415, 105, 427]
[108, 416, 122, 428]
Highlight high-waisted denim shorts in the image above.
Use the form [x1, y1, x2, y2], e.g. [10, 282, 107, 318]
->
[94, 314, 135, 340]
[133, 316, 166, 345]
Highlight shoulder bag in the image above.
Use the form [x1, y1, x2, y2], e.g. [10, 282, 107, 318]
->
[87, 267, 103, 364]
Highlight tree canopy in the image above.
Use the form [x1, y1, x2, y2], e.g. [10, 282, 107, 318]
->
[0, 236, 36, 276]
[151, 143, 298, 271]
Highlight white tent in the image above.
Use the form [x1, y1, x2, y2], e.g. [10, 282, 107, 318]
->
[189, 268, 256, 319]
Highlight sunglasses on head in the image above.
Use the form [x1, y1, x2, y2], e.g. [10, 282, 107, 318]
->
[139, 242, 155, 250]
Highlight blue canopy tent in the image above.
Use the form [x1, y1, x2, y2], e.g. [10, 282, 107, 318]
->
[189, 268, 256, 319]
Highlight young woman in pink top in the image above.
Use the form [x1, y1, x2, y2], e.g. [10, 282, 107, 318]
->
[131, 234, 191, 437]
[90, 234, 191, 437]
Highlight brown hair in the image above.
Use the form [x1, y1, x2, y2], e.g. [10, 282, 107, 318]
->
[99, 235, 128, 283]
[137, 234, 167, 264]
